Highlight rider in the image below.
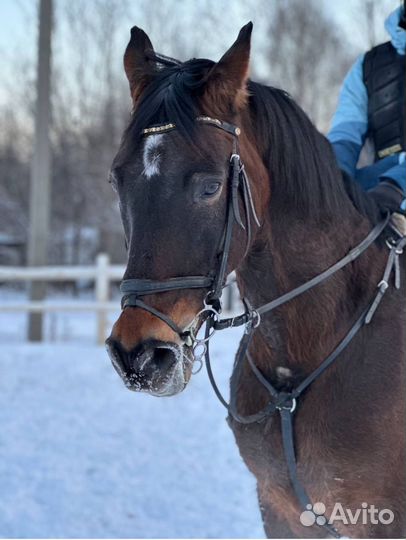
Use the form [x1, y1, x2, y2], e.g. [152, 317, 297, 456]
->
[328, 3, 406, 213]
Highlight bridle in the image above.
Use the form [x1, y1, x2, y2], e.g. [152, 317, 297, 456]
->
[119, 116, 405, 538]
[120, 115, 260, 343]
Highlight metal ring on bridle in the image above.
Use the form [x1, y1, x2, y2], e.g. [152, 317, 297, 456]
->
[276, 397, 297, 413]
[193, 340, 207, 358]
[251, 310, 261, 329]
[187, 306, 220, 344]
[192, 355, 204, 374]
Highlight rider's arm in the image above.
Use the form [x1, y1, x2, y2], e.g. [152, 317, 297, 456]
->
[328, 55, 368, 179]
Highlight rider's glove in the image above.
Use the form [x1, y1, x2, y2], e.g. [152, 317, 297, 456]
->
[368, 180, 406, 214]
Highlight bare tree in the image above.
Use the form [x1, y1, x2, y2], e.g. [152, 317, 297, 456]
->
[338, 0, 399, 51]
[0, 108, 30, 245]
[259, 0, 353, 131]
[1, 0, 385, 268]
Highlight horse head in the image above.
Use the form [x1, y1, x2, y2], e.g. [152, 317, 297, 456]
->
[106, 23, 269, 396]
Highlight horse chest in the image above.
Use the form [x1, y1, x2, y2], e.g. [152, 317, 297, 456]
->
[228, 400, 339, 496]
[228, 413, 297, 486]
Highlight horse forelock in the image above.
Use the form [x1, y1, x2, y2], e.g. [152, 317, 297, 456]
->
[125, 57, 215, 147]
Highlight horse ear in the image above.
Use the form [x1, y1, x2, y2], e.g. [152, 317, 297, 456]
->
[205, 22, 253, 112]
[123, 26, 156, 106]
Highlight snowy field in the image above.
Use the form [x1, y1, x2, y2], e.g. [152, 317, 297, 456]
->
[0, 302, 264, 538]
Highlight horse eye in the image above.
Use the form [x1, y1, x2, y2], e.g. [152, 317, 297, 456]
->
[202, 181, 221, 198]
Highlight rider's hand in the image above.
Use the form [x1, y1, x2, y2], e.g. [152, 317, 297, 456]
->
[368, 180, 405, 214]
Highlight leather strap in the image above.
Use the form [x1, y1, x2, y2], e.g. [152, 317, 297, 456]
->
[209, 154, 238, 303]
[120, 276, 213, 296]
[280, 408, 341, 538]
[256, 214, 390, 316]
[119, 114, 401, 539]
[205, 230, 404, 538]
[120, 117, 257, 324]
[121, 297, 186, 336]
[196, 116, 241, 137]
[206, 230, 402, 419]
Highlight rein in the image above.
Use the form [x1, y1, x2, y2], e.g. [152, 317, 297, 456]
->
[120, 117, 405, 538]
[206, 226, 404, 539]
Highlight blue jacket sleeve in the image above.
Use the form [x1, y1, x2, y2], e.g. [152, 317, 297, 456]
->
[328, 55, 368, 177]
[379, 152, 406, 192]
[354, 154, 400, 190]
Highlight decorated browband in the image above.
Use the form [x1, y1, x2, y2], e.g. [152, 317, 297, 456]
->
[141, 116, 241, 137]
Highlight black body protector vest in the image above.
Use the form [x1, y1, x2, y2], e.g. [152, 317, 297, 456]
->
[363, 41, 405, 161]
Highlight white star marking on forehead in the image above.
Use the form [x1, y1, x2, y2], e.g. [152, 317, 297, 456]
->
[143, 134, 164, 178]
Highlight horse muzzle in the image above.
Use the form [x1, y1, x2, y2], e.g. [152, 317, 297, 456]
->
[106, 337, 193, 396]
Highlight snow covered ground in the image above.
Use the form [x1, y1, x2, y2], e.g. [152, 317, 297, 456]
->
[0, 316, 265, 538]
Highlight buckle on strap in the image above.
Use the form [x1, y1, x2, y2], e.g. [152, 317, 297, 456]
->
[243, 298, 261, 333]
[276, 393, 297, 413]
[365, 233, 405, 324]
[377, 279, 389, 293]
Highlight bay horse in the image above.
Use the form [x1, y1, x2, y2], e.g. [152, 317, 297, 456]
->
[106, 23, 405, 538]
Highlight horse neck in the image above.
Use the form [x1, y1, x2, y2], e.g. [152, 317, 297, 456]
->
[235, 99, 388, 373]
[236, 208, 386, 373]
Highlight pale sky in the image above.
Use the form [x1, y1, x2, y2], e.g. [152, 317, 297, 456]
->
[0, 0, 400, 110]
[0, 0, 400, 58]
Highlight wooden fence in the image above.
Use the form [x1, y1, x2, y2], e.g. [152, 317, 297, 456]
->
[0, 254, 238, 344]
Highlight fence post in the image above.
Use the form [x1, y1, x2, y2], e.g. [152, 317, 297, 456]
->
[225, 283, 233, 312]
[95, 253, 109, 345]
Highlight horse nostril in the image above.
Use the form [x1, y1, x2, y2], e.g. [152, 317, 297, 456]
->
[105, 337, 130, 375]
[106, 338, 188, 395]
[136, 344, 178, 374]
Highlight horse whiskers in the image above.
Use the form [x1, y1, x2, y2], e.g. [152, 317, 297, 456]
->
[181, 348, 194, 365]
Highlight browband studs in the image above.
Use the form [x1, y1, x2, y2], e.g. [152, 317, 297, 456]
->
[142, 123, 176, 135]
[141, 117, 241, 137]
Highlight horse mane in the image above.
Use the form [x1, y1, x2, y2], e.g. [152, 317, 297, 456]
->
[247, 82, 381, 224]
[125, 54, 381, 225]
